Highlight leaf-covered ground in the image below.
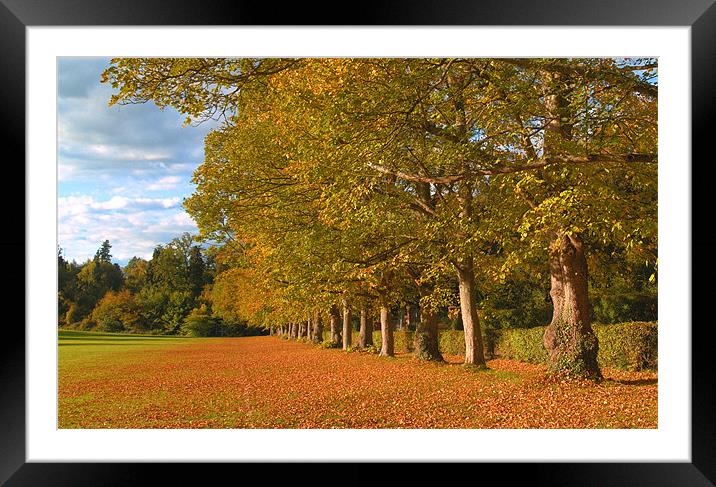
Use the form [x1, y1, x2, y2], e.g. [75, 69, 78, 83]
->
[58, 331, 657, 429]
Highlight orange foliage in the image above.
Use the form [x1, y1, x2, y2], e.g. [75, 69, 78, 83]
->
[59, 336, 657, 429]
[211, 268, 275, 324]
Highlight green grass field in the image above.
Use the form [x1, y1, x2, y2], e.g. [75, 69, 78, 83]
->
[58, 330, 658, 429]
[60, 329, 194, 347]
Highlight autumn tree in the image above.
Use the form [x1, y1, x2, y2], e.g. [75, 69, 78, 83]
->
[102, 57, 657, 378]
[91, 289, 141, 332]
[124, 257, 149, 293]
[344, 58, 656, 376]
[491, 58, 657, 378]
[71, 243, 124, 322]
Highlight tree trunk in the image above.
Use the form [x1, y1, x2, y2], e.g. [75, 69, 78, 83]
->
[342, 299, 352, 350]
[379, 306, 394, 357]
[359, 307, 373, 348]
[312, 311, 323, 343]
[329, 304, 342, 347]
[544, 71, 573, 145]
[539, 71, 599, 378]
[456, 258, 487, 366]
[543, 232, 601, 379]
[414, 306, 442, 361]
[453, 175, 487, 367]
[405, 304, 413, 331]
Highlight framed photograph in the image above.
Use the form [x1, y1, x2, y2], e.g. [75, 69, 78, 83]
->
[4, 0, 714, 483]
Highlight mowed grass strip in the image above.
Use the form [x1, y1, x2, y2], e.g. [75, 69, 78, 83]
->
[58, 331, 657, 429]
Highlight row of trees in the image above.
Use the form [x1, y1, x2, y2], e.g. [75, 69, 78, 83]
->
[58, 235, 262, 336]
[102, 57, 658, 378]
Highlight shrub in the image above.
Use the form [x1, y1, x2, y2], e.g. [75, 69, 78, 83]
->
[594, 321, 658, 370]
[495, 327, 549, 364]
[91, 290, 140, 333]
[395, 331, 413, 352]
[370, 330, 415, 353]
[372, 329, 466, 356]
[494, 322, 658, 371]
[438, 330, 466, 356]
[181, 305, 220, 337]
[362, 344, 379, 354]
[162, 291, 195, 334]
[371, 322, 657, 370]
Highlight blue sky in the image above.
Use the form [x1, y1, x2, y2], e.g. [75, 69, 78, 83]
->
[58, 57, 216, 265]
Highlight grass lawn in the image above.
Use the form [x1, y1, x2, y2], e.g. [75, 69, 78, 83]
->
[58, 330, 657, 429]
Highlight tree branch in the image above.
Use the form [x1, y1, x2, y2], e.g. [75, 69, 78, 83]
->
[500, 58, 658, 99]
[366, 153, 657, 184]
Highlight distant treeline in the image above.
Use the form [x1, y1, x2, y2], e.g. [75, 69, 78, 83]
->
[57, 234, 266, 337]
[58, 234, 655, 338]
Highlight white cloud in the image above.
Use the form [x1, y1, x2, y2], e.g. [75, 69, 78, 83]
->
[142, 211, 196, 234]
[173, 212, 196, 226]
[59, 207, 198, 263]
[166, 163, 196, 174]
[94, 196, 129, 210]
[58, 195, 181, 217]
[146, 176, 182, 191]
[83, 144, 171, 162]
[58, 164, 76, 182]
[137, 197, 181, 209]
[58, 195, 195, 262]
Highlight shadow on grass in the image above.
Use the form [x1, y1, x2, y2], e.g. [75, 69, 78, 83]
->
[59, 331, 185, 340]
[58, 341, 176, 347]
[59, 336, 181, 341]
[611, 378, 658, 386]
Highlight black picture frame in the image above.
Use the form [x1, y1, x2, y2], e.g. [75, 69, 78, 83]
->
[2, 0, 713, 484]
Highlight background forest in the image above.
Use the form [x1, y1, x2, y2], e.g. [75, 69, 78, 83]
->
[58, 231, 655, 337]
[57, 236, 263, 337]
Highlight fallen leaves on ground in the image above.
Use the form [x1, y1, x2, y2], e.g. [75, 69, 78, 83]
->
[59, 336, 657, 429]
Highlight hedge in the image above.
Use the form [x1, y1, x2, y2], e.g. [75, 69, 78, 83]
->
[495, 327, 548, 364]
[371, 330, 469, 356]
[592, 321, 658, 371]
[370, 321, 657, 371]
